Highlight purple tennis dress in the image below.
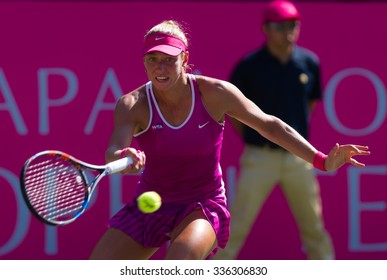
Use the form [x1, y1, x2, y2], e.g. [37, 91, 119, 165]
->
[109, 74, 230, 254]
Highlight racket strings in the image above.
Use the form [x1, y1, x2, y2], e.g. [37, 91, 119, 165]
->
[23, 156, 87, 223]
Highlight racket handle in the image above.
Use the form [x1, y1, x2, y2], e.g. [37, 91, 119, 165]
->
[106, 157, 134, 174]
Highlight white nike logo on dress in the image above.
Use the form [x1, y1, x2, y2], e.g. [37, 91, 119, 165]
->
[198, 121, 209, 128]
[155, 37, 165, 40]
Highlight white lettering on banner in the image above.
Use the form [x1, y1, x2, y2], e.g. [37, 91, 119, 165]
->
[0, 168, 31, 255]
[45, 226, 58, 255]
[348, 166, 387, 252]
[38, 68, 78, 135]
[226, 166, 237, 207]
[84, 68, 123, 135]
[324, 68, 386, 136]
[0, 69, 28, 135]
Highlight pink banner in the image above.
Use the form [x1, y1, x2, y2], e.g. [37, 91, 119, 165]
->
[1, 1, 386, 260]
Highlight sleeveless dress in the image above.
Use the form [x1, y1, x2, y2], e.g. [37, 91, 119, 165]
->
[109, 74, 230, 254]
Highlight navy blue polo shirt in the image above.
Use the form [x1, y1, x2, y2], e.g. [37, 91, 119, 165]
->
[230, 44, 323, 148]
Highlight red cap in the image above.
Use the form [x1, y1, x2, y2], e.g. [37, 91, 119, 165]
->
[143, 32, 187, 56]
[263, 1, 301, 23]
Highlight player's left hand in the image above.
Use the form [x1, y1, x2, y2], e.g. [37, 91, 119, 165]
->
[325, 143, 370, 171]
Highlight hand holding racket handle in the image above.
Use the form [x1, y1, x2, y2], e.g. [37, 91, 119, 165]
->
[106, 157, 134, 174]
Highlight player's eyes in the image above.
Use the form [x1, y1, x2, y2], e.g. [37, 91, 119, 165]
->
[144, 56, 177, 65]
[146, 57, 157, 63]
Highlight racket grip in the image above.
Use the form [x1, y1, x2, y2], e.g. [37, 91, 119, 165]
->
[106, 157, 134, 174]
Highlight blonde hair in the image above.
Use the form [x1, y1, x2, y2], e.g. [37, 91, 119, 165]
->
[145, 20, 189, 48]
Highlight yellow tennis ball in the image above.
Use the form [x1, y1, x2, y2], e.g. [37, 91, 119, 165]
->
[137, 191, 162, 213]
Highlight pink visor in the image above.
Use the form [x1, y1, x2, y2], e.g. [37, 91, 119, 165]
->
[143, 32, 187, 56]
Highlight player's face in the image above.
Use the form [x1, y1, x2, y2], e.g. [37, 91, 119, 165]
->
[143, 52, 186, 90]
[264, 20, 300, 47]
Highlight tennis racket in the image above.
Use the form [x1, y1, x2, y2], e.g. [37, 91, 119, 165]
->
[20, 150, 133, 226]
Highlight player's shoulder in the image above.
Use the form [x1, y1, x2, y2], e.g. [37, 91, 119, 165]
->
[193, 74, 241, 116]
[117, 84, 148, 112]
[194, 75, 234, 93]
[121, 84, 146, 103]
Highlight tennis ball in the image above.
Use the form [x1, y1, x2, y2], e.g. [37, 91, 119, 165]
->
[137, 191, 162, 213]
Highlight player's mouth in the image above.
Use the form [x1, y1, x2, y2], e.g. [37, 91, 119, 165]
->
[155, 76, 169, 82]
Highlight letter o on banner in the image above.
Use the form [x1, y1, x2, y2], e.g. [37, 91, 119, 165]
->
[324, 67, 386, 136]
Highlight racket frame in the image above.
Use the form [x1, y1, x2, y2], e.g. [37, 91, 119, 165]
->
[20, 150, 132, 226]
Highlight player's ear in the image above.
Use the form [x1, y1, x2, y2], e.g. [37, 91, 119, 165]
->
[183, 51, 189, 66]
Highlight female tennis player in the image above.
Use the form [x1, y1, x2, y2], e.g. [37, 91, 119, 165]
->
[89, 20, 370, 260]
